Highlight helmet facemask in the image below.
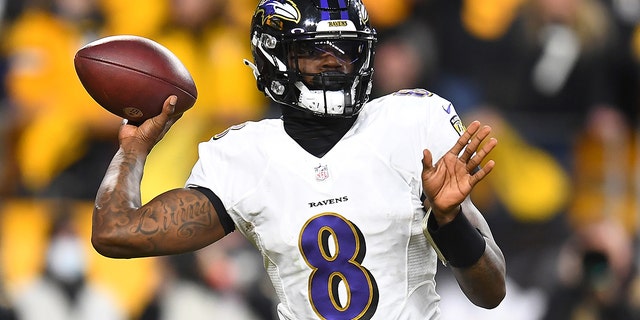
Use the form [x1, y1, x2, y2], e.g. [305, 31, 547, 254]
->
[287, 38, 373, 116]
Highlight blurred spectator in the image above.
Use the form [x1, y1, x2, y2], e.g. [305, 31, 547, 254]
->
[98, 0, 167, 37]
[371, 19, 438, 98]
[3, 1, 273, 319]
[542, 219, 640, 319]
[601, 0, 640, 123]
[420, 0, 636, 297]
[127, 2, 278, 316]
[422, 0, 621, 153]
[362, 0, 436, 97]
[573, 0, 640, 246]
[420, 0, 528, 114]
[139, 0, 269, 202]
[408, 0, 566, 294]
[3, 0, 120, 199]
[0, 305, 16, 319]
[139, 250, 264, 320]
[570, 107, 637, 242]
[196, 233, 277, 320]
[1, 0, 638, 319]
[0, 0, 25, 31]
[438, 274, 547, 320]
[456, 106, 574, 294]
[518, 0, 639, 306]
[510, 0, 620, 152]
[0, 248, 16, 320]
[0, 0, 25, 197]
[362, 0, 414, 30]
[11, 212, 125, 320]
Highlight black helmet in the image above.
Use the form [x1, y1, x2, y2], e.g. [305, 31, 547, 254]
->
[246, 0, 377, 117]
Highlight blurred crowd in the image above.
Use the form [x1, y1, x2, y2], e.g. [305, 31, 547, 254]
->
[0, 0, 638, 319]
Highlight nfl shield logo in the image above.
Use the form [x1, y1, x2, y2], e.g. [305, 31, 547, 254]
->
[314, 164, 329, 181]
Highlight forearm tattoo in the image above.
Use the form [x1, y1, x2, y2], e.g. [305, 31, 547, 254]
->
[94, 148, 216, 255]
[133, 195, 214, 238]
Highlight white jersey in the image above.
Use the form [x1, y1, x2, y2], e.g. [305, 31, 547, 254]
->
[186, 89, 466, 320]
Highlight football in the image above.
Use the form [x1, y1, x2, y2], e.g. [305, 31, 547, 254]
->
[74, 35, 197, 124]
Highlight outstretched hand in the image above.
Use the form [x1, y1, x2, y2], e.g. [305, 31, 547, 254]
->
[422, 120, 497, 225]
[118, 95, 183, 153]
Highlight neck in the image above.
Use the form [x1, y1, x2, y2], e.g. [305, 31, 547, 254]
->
[281, 106, 356, 157]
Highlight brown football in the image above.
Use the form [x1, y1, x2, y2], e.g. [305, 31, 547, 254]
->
[74, 35, 197, 124]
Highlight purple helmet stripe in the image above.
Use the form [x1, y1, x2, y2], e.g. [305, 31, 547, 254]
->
[338, 0, 349, 19]
[320, 0, 331, 20]
[319, 0, 350, 20]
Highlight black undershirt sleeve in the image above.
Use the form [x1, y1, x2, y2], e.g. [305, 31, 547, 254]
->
[190, 186, 235, 234]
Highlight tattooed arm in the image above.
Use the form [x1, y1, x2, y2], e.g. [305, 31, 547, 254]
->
[92, 96, 226, 258]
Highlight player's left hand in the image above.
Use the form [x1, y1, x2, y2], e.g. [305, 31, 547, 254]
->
[422, 120, 497, 226]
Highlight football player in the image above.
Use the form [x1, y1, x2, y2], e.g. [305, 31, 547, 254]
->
[92, 0, 506, 319]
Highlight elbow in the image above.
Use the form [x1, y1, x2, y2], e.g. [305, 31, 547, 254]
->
[91, 207, 143, 259]
[474, 279, 506, 309]
[475, 245, 507, 309]
[479, 288, 506, 309]
[91, 230, 136, 259]
[91, 233, 121, 258]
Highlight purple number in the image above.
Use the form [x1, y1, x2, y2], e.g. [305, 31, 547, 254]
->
[299, 213, 379, 319]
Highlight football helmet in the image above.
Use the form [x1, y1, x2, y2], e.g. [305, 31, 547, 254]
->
[246, 0, 377, 117]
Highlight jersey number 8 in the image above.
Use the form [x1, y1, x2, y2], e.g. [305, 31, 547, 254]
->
[299, 213, 379, 319]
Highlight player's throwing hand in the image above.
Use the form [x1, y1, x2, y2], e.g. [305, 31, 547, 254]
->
[118, 95, 182, 154]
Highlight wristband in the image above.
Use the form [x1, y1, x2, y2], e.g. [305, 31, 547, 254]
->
[422, 208, 486, 268]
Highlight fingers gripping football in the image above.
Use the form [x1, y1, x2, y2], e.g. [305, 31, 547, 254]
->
[119, 95, 182, 153]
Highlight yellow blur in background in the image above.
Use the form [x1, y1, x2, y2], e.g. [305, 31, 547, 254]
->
[1, 0, 639, 319]
[0, 199, 160, 316]
[0, 0, 267, 318]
